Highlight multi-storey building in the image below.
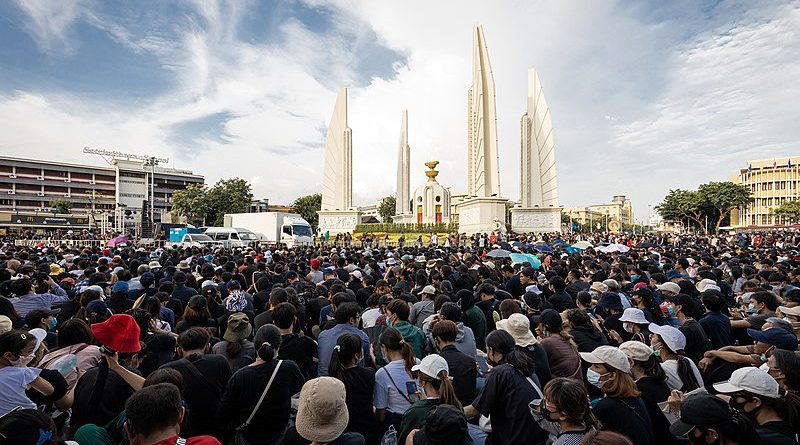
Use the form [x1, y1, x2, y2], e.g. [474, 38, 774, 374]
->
[730, 157, 800, 228]
[0, 156, 203, 234]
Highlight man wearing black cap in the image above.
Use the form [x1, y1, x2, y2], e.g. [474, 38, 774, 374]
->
[171, 271, 198, 306]
[670, 393, 762, 445]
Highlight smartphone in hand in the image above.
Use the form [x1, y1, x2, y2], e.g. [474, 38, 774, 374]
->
[406, 381, 421, 402]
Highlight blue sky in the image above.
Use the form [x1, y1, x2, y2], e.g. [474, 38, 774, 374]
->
[1, 0, 798, 222]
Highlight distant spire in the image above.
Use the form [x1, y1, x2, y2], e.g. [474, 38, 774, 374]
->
[321, 88, 353, 211]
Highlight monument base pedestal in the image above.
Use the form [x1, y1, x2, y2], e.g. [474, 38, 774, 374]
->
[317, 210, 361, 236]
[456, 197, 509, 235]
[392, 214, 416, 225]
[510, 207, 562, 234]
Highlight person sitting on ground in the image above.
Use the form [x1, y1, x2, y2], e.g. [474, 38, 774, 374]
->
[579, 345, 656, 445]
[649, 323, 704, 392]
[124, 383, 221, 445]
[538, 309, 581, 381]
[282, 377, 365, 445]
[668, 393, 763, 445]
[397, 354, 461, 445]
[431, 320, 477, 407]
[530, 377, 600, 445]
[619, 341, 674, 445]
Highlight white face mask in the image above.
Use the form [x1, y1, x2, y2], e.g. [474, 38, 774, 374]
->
[11, 353, 34, 367]
[623, 323, 635, 334]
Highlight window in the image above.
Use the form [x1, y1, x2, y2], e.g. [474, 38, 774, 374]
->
[282, 226, 292, 235]
[230, 232, 239, 240]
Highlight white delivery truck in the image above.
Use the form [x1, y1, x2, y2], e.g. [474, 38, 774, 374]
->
[223, 212, 314, 247]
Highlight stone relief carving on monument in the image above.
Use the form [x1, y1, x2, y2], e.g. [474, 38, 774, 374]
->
[459, 207, 479, 225]
[319, 215, 357, 230]
[511, 212, 559, 228]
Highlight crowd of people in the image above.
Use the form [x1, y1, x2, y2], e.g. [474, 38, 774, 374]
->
[1, 229, 800, 445]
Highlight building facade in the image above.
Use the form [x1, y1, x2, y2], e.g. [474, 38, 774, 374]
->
[0, 156, 203, 234]
[563, 195, 634, 229]
[731, 157, 800, 227]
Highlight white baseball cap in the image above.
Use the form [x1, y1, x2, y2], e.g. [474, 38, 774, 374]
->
[28, 328, 48, 351]
[619, 308, 649, 325]
[350, 270, 363, 280]
[649, 323, 686, 352]
[656, 282, 681, 294]
[619, 341, 656, 362]
[713, 367, 780, 399]
[695, 279, 717, 293]
[421, 285, 437, 295]
[579, 345, 631, 373]
[411, 354, 449, 379]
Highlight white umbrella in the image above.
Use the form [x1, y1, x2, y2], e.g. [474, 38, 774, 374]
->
[572, 240, 593, 249]
[597, 243, 630, 253]
[487, 248, 512, 258]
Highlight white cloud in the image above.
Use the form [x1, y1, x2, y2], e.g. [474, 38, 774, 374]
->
[12, 0, 83, 54]
[1, 0, 799, 225]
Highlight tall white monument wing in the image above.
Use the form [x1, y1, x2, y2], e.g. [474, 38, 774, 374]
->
[321, 88, 353, 211]
[467, 24, 501, 198]
[395, 110, 411, 215]
[521, 69, 558, 208]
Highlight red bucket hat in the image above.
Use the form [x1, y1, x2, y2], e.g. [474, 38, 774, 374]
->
[91, 314, 141, 353]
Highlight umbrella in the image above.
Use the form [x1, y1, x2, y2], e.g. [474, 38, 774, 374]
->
[534, 245, 554, 254]
[565, 246, 580, 254]
[572, 241, 593, 249]
[499, 242, 512, 250]
[596, 243, 630, 253]
[636, 241, 657, 248]
[551, 239, 566, 246]
[487, 248, 512, 258]
[510, 253, 542, 269]
[107, 235, 128, 248]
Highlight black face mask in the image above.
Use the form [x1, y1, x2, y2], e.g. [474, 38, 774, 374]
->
[729, 397, 758, 420]
[688, 428, 719, 445]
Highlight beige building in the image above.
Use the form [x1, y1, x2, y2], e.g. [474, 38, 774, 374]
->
[563, 207, 605, 225]
[731, 157, 800, 227]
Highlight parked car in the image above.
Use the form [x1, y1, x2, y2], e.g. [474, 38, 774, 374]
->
[174, 233, 222, 249]
[203, 227, 260, 248]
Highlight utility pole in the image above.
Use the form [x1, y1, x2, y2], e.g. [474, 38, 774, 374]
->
[83, 147, 169, 237]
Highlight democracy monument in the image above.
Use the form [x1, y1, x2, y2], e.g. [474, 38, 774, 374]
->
[318, 24, 561, 235]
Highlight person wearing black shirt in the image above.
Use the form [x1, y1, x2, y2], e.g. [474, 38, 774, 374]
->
[546, 276, 577, 313]
[464, 330, 548, 445]
[160, 327, 232, 438]
[620, 341, 675, 445]
[432, 320, 477, 406]
[327, 332, 380, 444]
[666, 293, 712, 364]
[475, 283, 500, 333]
[272, 302, 318, 380]
[218, 341, 305, 445]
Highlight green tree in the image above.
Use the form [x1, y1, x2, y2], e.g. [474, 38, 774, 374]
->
[293, 194, 322, 229]
[50, 199, 73, 214]
[697, 181, 752, 233]
[655, 189, 709, 232]
[171, 183, 210, 225]
[378, 196, 396, 222]
[205, 178, 253, 226]
[171, 178, 253, 226]
[772, 200, 800, 223]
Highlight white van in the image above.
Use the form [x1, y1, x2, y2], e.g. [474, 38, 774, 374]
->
[203, 227, 260, 249]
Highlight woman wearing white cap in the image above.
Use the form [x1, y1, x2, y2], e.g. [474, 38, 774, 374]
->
[579, 345, 655, 445]
[397, 354, 461, 445]
[714, 367, 800, 444]
[649, 324, 703, 392]
[619, 341, 674, 445]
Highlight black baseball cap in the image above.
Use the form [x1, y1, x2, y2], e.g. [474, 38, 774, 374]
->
[669, 393, 733, 437]
[413, 404, 469, 445]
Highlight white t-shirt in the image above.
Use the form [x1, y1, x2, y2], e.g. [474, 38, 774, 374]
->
[0, 366, 41, 416]
[661, 358, 704, 391]
[361, 308, 381, 329]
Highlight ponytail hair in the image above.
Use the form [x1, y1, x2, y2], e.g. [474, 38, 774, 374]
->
[418, 369, 461, 409]
[328, 333, 362, 378]
[256, 341, 275, 362]
[635, 354, 667, 382]
[675, 354, 701, 392]
[380, 328, 416, 376]
[544, 377, 601, 432]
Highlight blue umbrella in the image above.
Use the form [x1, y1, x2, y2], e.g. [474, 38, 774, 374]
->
[534, 245, 554, 254]
[565, 246, 580, 254]
[511, 253, 542, 269]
